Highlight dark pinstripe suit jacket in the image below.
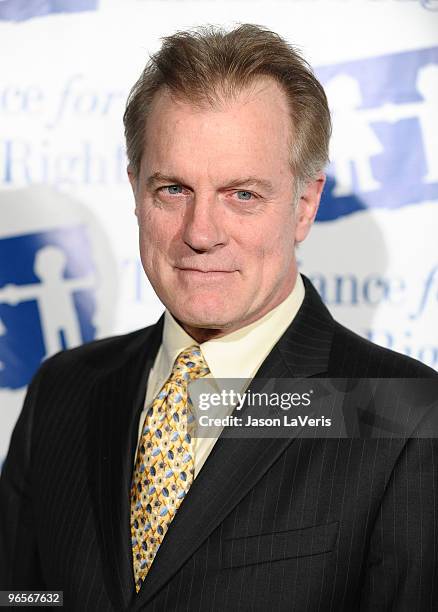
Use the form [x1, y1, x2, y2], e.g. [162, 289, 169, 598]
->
[1, 275, 437, 611]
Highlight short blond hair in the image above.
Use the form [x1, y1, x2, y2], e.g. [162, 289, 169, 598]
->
[124, 24, 331, 194]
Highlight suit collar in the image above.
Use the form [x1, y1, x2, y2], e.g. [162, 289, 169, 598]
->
[275, 274, 334, 378]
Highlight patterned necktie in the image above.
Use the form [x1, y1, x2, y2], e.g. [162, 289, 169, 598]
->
[130, 345, 210, 593]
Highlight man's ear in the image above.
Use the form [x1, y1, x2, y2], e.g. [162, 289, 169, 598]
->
[127, 164, 139, 218]
[294, 172, 326, 244]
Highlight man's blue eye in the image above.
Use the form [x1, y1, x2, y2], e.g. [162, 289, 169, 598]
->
[236, 191, 253, 201]
[166, 185, 183, 195]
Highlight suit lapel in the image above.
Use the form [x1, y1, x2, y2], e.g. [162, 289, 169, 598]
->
[87, 318, 163, 612]
[130, 275, 336, 610]
[274, 275, 335, 378]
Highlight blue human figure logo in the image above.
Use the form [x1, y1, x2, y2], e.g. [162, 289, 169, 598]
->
[325, 73, 383, 197]
[381, 63, 438, 184]
[316, 47, 438, 221]
[0, 226, 97, 389]
[0, 245, 93, 358]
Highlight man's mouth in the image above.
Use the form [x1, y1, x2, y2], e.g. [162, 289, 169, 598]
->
[176, 267, 235, 273]
[175, 267, 237, 280]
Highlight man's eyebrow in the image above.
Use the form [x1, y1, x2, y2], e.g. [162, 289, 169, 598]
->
[221, 177, 275, 192]
[146, 172, 185, 188]
[146, 172, 275, 193]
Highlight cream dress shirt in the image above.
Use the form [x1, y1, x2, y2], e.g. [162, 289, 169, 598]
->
[135, 273, 305, 478]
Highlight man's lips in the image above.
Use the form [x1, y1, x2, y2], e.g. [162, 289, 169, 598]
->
[176, 267, 236, 273]
[175, 267, 238, 282]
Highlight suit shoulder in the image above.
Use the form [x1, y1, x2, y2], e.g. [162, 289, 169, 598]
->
[330, 321, 438, 378]
[36, 323, 159, 381]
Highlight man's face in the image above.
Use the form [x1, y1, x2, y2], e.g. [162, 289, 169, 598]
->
[129, 77, 324, 336]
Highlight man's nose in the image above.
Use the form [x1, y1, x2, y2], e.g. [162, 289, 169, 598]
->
[182, 194, 227, 252]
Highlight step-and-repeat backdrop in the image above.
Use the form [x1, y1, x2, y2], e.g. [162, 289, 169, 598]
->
[1, 0, 437, 467]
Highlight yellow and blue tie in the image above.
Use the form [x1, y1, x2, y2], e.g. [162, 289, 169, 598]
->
[130, 345, 210, 593]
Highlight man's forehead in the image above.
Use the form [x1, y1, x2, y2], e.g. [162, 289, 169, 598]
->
[147, 75, 290, 121]
[139, 76, 294, 184]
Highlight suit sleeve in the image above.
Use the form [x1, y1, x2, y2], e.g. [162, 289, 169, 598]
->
[359, 412, 438, 611]
[0, 367, 46, 589]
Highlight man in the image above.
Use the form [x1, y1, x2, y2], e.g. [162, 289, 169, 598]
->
[1, 24, 437, 611]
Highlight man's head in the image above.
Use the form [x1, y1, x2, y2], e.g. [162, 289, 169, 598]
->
[124, 24, 331, 341]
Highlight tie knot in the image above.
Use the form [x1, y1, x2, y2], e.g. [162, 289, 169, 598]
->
[171, 345, 210, 382]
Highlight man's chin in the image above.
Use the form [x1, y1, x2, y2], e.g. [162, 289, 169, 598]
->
[173, 311, 233, 330]
[168, 303, 238, 331]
